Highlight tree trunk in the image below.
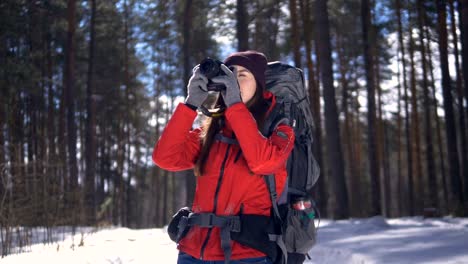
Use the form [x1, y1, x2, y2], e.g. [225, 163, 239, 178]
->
[450, 0, 468, 211]
[65, 0, 79, 224]
[436, 0, 464, 214]
[417, 0, 438, 210]
[408, 25, 423, 214]
[300, 0, 327, 214]
[376, 52, 390, 217]
[337, 34, 360, 217]
[395, 46, 403, 216]
[85, 0, 97, 225]
[182, 0, 195, 206]
[362, 0, 381, 216]
[314, 0, 349, 219]
[289, 0, 301, 67]
[396, 0, 414, 215]
[236, 0, 249, 51]
[426, 27, 450, 211]
[458, 1, 468, 204]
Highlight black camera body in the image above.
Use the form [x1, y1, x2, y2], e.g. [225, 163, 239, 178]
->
[199, 58, 226, 92]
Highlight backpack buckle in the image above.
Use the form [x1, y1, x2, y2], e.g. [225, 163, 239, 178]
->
[229, 217, 241, 232]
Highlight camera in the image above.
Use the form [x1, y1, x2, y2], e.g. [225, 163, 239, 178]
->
[199, 58, 226, 92]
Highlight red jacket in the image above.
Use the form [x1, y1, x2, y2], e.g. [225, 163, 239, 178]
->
[152, 91, 295, 261]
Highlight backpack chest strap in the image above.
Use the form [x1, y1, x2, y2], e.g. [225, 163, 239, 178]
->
[215, 133, 239, 145]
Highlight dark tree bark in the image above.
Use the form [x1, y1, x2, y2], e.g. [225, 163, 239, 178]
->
[450, 0, 468, 210]
[396, 0, 414, 215]
[408, 24, 423, 213]
[395, 47, 403, 216]
[236, 0, 249, 51]
[417, 0, 438, 210]
[65, 0, 79, 222]
[183, 0, 193, 96]
[436, 0, 464, 214]
[300, 0, 327, 213]
[85, 0, 97, 225]
[0, 78, 5, 205]
[337, 34, 361, 216]
[362, 0, 381, 216]
[289, 0, 301, 67]
[314, 0, 349, 219]
[426, 28, 450, 211]
[458, 2, 468, 203]
[182, 0, 196, 206]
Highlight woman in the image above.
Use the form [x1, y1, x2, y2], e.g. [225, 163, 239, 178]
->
[153, 51, 295, 264]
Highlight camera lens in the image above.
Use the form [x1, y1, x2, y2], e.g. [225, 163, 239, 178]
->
[199, 58, 220, 79]
[199, 57, 226, 91]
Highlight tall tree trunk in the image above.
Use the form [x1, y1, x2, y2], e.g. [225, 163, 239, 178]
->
[426, 28, 450, 211]
[182, 0, 195, 206]
[337, 34, 360, 217]
[45, 1, 57, 225]
[0, 79, 5, 207]
[362, 0, 381, 216]
[408, 25, 423, 214]
[289, 0, 301, 67]
[417, 0, 438, 210]
[396, 0, 414, 215]
[236, 0, 249, 51]
[375, 54, 390, 217]
[300, 0, 327, 213]
[65, 0, 79, 224]
[450, 0, 468, 210]
[121, 0, 133, 227]
[436, 0, 464, 214]
[85, 0, 97, 225]
[458, 2, 468, 204]
[352, 80, 364, 215]
[314, 0, 349, 219]
[395, 46, 403, 216]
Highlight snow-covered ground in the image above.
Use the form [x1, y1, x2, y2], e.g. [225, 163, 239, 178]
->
[2, 216, 468, 264]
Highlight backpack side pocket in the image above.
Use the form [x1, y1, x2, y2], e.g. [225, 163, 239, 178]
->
[284, 207, 316, 254]
[168, 207, 192, 242]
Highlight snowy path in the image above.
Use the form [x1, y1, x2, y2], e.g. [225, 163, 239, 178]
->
[2, 217, 468, 264]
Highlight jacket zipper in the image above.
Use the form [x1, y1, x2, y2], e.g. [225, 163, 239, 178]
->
[200, 144, 232, 260]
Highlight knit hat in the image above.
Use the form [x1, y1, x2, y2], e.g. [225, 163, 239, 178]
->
[224, 50, 268, 91]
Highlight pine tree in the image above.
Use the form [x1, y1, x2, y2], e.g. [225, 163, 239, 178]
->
[314, 0, 349, 219]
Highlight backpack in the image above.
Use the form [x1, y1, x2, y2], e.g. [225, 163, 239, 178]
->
[261, 62, 320, 263]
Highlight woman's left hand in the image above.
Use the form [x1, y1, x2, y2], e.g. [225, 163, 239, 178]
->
[212, 64, 242, 107]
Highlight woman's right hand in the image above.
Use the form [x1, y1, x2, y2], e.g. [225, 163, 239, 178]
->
[185, 66, 209, 109]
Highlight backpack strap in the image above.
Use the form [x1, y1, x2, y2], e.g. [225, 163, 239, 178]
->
[264, 175, 282, 223]
[262, 99, 289, 136]
[178, 213, 241, 264]
[264, 175, 288, 264]
[215, 133, 239, 145]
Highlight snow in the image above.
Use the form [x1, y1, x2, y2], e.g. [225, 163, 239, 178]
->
[2, 217, 468, 264]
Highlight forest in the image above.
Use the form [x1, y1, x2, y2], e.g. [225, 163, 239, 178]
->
[1, 0, 468, 254]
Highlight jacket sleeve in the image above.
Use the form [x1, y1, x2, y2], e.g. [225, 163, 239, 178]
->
[225, 103, 295, 175]
[152, 103, 201, 171]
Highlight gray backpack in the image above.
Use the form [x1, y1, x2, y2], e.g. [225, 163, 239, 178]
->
[262, 62, 320, 263]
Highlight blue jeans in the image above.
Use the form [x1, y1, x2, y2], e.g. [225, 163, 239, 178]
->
[177, 252, 272, 264]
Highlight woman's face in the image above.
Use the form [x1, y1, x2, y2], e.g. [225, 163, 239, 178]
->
[233, 65, 257, 103]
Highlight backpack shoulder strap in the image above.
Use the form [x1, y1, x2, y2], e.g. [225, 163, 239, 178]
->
[264, 175, 282, 223]
[261, 98, 290, 137]
[263, 174, 288, 264]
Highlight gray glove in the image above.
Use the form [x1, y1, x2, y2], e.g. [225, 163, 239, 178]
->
[184, 66, 209, 109]
[212, 64, 242, 107]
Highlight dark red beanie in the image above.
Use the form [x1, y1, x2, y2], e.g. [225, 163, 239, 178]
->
[224, 50, 268, 91]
